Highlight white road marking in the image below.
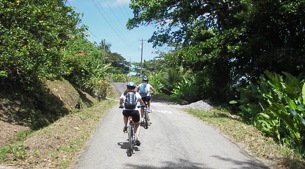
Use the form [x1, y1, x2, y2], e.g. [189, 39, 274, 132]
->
[156, 110, 173, 114]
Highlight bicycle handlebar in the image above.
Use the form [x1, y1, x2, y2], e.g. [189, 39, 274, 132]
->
[119, 105, 145, 109]
[138, 105, 146, 108]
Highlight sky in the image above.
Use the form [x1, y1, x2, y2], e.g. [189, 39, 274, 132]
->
[66, 0, 161, 63]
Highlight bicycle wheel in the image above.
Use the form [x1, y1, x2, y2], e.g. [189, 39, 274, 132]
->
[144, 108, 149, 129]
[128, 125, 133, 156]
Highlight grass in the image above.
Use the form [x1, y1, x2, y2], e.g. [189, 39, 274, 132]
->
[0, 98, 117, 169]
[185, 108, 305, 169]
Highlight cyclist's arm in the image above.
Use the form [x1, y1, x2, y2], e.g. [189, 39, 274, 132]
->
[150, 86, 156, 95]
[136, 85, 140, 92]
[139, 99, 145, 106]
[119, 94, 125, 107]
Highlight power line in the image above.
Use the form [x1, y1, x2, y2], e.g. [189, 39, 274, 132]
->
[88, 29, 101, 40]
[90, 0, 141, 53]
[67, 0, 152, 62]
[103, 0, 127, 31]
[90, 0, 129, 43]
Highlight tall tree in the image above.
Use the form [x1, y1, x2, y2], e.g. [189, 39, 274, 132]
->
[127, 0, 247, 101]
[127, 0, 305, 102]
[105, 52, 130, 74]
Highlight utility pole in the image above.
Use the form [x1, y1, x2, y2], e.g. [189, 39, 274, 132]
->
[100, 39, 106, 64]
[128, 57, 131, 78]
[140, 39, 144, 77]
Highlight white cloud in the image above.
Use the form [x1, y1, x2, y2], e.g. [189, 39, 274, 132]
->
[99, 0, 130, 7]
[116, 0, 130, 5]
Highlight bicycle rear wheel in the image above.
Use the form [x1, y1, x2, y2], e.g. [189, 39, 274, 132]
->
[144, 109, 149, 129]
[127, 125, 134, 156]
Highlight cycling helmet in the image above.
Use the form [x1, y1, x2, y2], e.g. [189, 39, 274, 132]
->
[142, 76, 148, 82]
[126, 81, 136, 90]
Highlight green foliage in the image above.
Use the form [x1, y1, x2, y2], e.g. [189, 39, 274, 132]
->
[105, 52, 130, 74]
[145, 72, 162, 93]
[128, 0, 305, 105]
[239, 71, 305, 152]
[172, 76, 200, 103]
[156, 66, 185, 95]
[107, 73, 129, 82]
[0, 0, 80, 83]
[84, 78, 110, 100]
[107, 73, 141, 84]
[139, 59, 167, 76]
[62, 32, 111, 91]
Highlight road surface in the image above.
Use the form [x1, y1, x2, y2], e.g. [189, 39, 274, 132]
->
[74, 83, 268, 169]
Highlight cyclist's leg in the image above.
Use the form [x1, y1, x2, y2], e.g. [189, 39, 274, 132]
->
[140, 97, 147, 123]
[146, 96, 152, 112]
[122, 110, 129, 132]
[132, 110, 141, 145]
[140, 107, 144, 123]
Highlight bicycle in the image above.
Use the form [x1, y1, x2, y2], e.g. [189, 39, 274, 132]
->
[120, 106, 141, 157]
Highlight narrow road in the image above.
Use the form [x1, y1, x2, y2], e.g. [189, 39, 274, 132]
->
[74, 83, 267, 169]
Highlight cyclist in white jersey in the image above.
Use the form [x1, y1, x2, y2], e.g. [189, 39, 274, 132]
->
[120, 82, 145, 146]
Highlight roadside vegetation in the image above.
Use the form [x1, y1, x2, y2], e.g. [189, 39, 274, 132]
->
[1, 0, 305, 169]
[0, 89, 117, 168]
[186, 108, 304, 169]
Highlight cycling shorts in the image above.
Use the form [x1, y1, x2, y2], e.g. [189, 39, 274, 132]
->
[122, 110, 140, 123]
[141, 96, 151, 102]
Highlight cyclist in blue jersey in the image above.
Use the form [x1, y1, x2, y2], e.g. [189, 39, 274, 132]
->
[137, 76, 156, 124]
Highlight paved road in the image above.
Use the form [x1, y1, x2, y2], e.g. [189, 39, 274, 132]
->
[74, 83, 268, 169]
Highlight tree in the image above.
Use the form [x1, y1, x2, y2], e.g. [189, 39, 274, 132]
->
[97, 39, 112, 53]
[0, 0, 80, 84]
[127, 0, 247, 101]
[127, 0, 305, 102]
[105, 52, 130, 74]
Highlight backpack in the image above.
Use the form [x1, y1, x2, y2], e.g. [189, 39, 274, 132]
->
[124, 92, 137, 109]
[139, 83, 148, 97]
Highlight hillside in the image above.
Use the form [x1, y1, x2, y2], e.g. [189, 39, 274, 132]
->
[0, 79, 98, 147]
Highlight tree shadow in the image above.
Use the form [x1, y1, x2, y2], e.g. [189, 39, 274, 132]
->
[124, 159, 206, 169]
[124, 156, 268, 169]
[0, 80, 70, 130]
[212, 155, 269, 169]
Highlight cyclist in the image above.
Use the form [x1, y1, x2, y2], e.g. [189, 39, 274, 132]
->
[137, 76, 156, 124]
[119, 81, 145, 146]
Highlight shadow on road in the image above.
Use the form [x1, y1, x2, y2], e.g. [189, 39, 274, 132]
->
[117, 141, 140, 157]
[212, 155, 269, 169]
[124, 159, 206, 169]
[123, 156, 268, 169]
[117, 141, 140, 151]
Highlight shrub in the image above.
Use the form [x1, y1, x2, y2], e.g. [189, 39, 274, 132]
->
[238, 71, 305, 154]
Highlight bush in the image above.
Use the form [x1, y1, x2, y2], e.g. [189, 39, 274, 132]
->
[238, 71, 305, 155]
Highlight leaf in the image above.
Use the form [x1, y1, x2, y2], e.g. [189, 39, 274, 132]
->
[302, 83, 305, 105]
[268, 104, 299, 137]
[286, 98, 296, 109]
[229, 100, 238, 104]
[259, 113, 270, 119]
[296, 105, 305, 111]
